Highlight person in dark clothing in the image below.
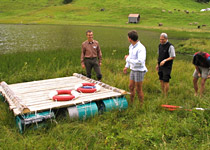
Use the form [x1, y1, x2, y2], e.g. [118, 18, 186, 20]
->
[156, 33, 176, 97]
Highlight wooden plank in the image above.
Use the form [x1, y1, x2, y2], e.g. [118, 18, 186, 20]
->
[27, 93, 122, 112]
[0, 90, 17, 109]
[9, 76, 77, 88]
[2, 73, 128, 116]
[20, 90, 120, 106]
[0, 82, 30, 113]
[9, 78, 82, 93]
[16, 88, 112, 103]
[73, 73, 128, 94]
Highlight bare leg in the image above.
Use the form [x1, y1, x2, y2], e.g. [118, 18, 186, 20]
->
[200, 78, 206, 97]
[136, 81, 144, 107]
[193, 77, 198, 96]
[163, 82, 169, 97]
[160, 80, 164, 94]
[129, 80, 135, 104]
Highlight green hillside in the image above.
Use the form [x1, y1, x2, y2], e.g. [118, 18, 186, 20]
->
[0, 1, 210, 150]
[1, 0, 210, 31]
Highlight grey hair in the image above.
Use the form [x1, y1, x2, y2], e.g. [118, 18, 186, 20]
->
[160, 33, 168, 39]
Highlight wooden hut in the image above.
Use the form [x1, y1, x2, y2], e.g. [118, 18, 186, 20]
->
[128, 14, 140, 23]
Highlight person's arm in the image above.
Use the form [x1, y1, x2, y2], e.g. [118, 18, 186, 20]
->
[97, 43, 102, 65]
[195, 65, 201, 77]
[124, 55, 130, 74]
[160, 45, 175, 66]
[126, 48, 146, 66]
[81, 44, 85, 68]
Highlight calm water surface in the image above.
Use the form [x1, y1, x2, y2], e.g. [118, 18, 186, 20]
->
[0, 24, 90, 53]
[0, 24, 168, 55]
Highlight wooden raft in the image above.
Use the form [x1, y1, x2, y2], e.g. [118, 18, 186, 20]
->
[0, 73, 128, 116]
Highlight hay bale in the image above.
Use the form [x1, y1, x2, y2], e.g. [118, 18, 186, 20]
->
[158, 23, 163, 26]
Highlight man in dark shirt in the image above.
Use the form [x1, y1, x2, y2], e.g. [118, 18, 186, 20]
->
[81, 30, 102, 81]
[156, 33, 176, 97]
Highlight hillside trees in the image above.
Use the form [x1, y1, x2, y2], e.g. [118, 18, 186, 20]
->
[63, 0, 73, 4]
[196, 0, 209, 2]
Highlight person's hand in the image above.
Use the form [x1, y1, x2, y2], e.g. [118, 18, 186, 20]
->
[160, 60, 166, 66]
[123, 67, 128, 74]
[124, 55, 129, 60]
[82, 64, 85, 69]
[99, 63, 102, 66]
[156, 64, 159, 71]
[198, 73, 201, 77]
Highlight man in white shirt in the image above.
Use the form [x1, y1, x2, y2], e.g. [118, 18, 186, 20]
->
[123, 30, 148, 107]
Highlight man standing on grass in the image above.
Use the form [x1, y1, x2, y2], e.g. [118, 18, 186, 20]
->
[156, 33, 176, 97]
[123, 30, 147, 107]
[81, 30, 102, 81]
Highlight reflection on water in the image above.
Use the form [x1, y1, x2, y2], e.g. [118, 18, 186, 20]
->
[0, 24, 161, 54]
[0, 24, 89, 53]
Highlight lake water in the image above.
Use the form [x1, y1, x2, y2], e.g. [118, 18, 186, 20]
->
[0, 24, 162, 54]
[0, 24, 90, 53]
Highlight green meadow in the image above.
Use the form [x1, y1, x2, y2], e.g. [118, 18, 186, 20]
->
[0, 0, 210, 31]
[0, 0, 210, 150]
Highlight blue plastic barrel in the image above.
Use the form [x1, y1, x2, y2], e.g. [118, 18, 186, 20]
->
[67, 102, 98, 120]
[0, 93, 5, 101]
[102, 96, 128, 112]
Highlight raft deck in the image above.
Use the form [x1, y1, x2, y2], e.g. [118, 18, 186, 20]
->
[0, 73, 128, 116]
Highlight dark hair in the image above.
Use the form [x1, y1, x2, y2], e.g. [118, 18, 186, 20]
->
[193, 52, 208, 67]
[86, 30, 92, 35]
[128, 30, 138, 41]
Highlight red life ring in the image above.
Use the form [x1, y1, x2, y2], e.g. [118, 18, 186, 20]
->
[49, 90, 79, 101]
[75, 83, 101, 93]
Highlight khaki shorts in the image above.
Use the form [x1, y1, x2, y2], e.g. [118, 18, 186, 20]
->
[193, 66, 209, 79]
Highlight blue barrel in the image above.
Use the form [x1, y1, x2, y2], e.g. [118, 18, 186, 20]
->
[0, 93, 5, 101]
[102, 96, 128, 112]
[67, 102, 98, 120]
[15, 111, 55, 133]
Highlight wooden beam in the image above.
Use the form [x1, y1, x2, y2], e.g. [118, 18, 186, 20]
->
[73, 73, 129, 95]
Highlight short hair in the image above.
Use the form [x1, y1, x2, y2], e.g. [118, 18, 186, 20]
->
[86, 30, 93, 35]
[160, 33, 168, 39]
[193, 52, 208, 67]
[128, 30, 138, 41]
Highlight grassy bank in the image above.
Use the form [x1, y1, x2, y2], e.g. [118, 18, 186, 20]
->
[1, 0, 210, 32]
[0, 26, 209, 149]
[0, 0, 210, 149]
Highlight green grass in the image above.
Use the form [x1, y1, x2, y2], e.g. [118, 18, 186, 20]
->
[176, 38, 210, 54]
[0, 0, 210, 149]
[0, 26, 210, 149]
[1, 0, 210, 32]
